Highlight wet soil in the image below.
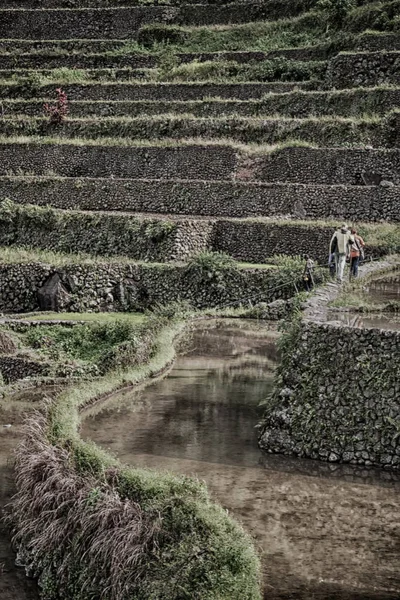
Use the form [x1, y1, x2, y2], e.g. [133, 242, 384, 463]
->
[81, 320, 400, 600]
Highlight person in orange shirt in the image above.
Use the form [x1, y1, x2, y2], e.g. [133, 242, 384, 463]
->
[349, 228, 365, 279]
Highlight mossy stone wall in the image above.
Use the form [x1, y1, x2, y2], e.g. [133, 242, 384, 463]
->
[1, 178, 399, 222]
[259, 321, 400, 469]
[0, 261, 300, 312]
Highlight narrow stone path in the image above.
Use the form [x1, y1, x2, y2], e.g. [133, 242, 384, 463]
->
[304, 258, 398, 324]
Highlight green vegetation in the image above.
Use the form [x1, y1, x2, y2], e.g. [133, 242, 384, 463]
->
[155, 57, 327, 82]
[21, 319, 140, 363]
[0, 114, 385, 148]
[136, 2, 400, 53]
[8, 313, 262, 600]
[14, 311, 145, 323]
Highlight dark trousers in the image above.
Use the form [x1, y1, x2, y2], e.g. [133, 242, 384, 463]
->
[350, 256, 360, 278]
[303, 277, 313, 292]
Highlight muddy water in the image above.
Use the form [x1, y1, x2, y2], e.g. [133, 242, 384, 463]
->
[326, 272, 400, 330]
[325, 310, 400, 330]
[365, 274, 400, 303]
[81, 320, 400, 600]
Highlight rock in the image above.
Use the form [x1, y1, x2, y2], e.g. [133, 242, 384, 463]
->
[380, 179, 394, 188]
[37, 273, 71, 312]
[0, 331, 17, 355]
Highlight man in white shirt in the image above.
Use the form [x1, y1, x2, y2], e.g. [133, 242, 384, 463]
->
[329, 223, 353, 283]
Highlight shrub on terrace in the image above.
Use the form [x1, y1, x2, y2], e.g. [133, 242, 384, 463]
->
[317, 0, 356, 27]
[186, 251, 238, 287]
[44, 88, 69, 125]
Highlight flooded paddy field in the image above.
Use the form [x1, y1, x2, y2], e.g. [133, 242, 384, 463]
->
[81, 320, 400, 600]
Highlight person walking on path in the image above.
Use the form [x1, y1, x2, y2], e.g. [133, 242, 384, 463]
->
[349, 228, 365, 279]
[303, 255, 314, 292]
[329, 223, 352, 284]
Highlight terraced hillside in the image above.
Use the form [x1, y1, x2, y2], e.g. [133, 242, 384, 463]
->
[0, 0, 399, 309]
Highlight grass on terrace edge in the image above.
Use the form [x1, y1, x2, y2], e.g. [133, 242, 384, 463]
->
[7, 315, 263, 600]
[0, 113, 382, 124]
[0, 134, 320, 151]
[0, 213, 398, 264]
[0, 28, 397, 57]
[0, 244, 284, 268]
[329, 263, 400, 310]
[133, 3, 400, 53]
[11, 310, 146, 322]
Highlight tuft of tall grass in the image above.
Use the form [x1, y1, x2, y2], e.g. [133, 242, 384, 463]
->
[7, 318, 262, 600]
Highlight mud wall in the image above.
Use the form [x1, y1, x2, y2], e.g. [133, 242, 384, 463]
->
[259, 320, 400, 469]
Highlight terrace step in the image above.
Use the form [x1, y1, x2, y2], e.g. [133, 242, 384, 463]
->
[0, 115, 384, 148]
[0, 32, 398, 56]
[0, 0, 313, 11]
[326, 51, 400, 89]
[355, 32, 400, 53]
[0, 53, 157, 69]
[0, 205, 392, 264]
[3, 87, 400, 118]
[0, 81, 312, 101]
[1, 176, 399, 222]
[0, 48, 326, 69]
[0, 140, 237, 179]
[0, 3, 308, 39]
[0, 141, 399, 186]
[0, 68, 154, 82]
[250, 146, 400, 185]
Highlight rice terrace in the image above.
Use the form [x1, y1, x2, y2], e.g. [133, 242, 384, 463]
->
[0, 0, 399, 598]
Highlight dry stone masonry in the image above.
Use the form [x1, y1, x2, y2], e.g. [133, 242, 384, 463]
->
[259, 263, 400, 469]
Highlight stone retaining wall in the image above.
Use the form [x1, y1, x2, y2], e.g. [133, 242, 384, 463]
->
[327, 51, 400, 88]
[4, 88, 400, 119]
[259, 320, 400, 469]
[0, 116, 383, 148]
[355, 32, 400, 52]
[0, 82, 307, 101]
[0, 208, 214, 262]
[1, 0, 314, 9]
[0, 354, 47, 383]
[0, 143, 235, 179]
[0, 7, 173, 40]
[2, 177, 399, 222]
[259, 262, 400, 469]
[0, 53, 157, 70]
[0, 2, 309, 39]
[214, 221, 333, 263]
[1, 143, 400, 186]
[0, 207, 393, 263]
[253, 147, 400, 185]
[0, 261, 300, 313]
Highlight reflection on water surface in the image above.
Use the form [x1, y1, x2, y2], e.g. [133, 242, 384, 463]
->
[82, 320, 400, 600]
